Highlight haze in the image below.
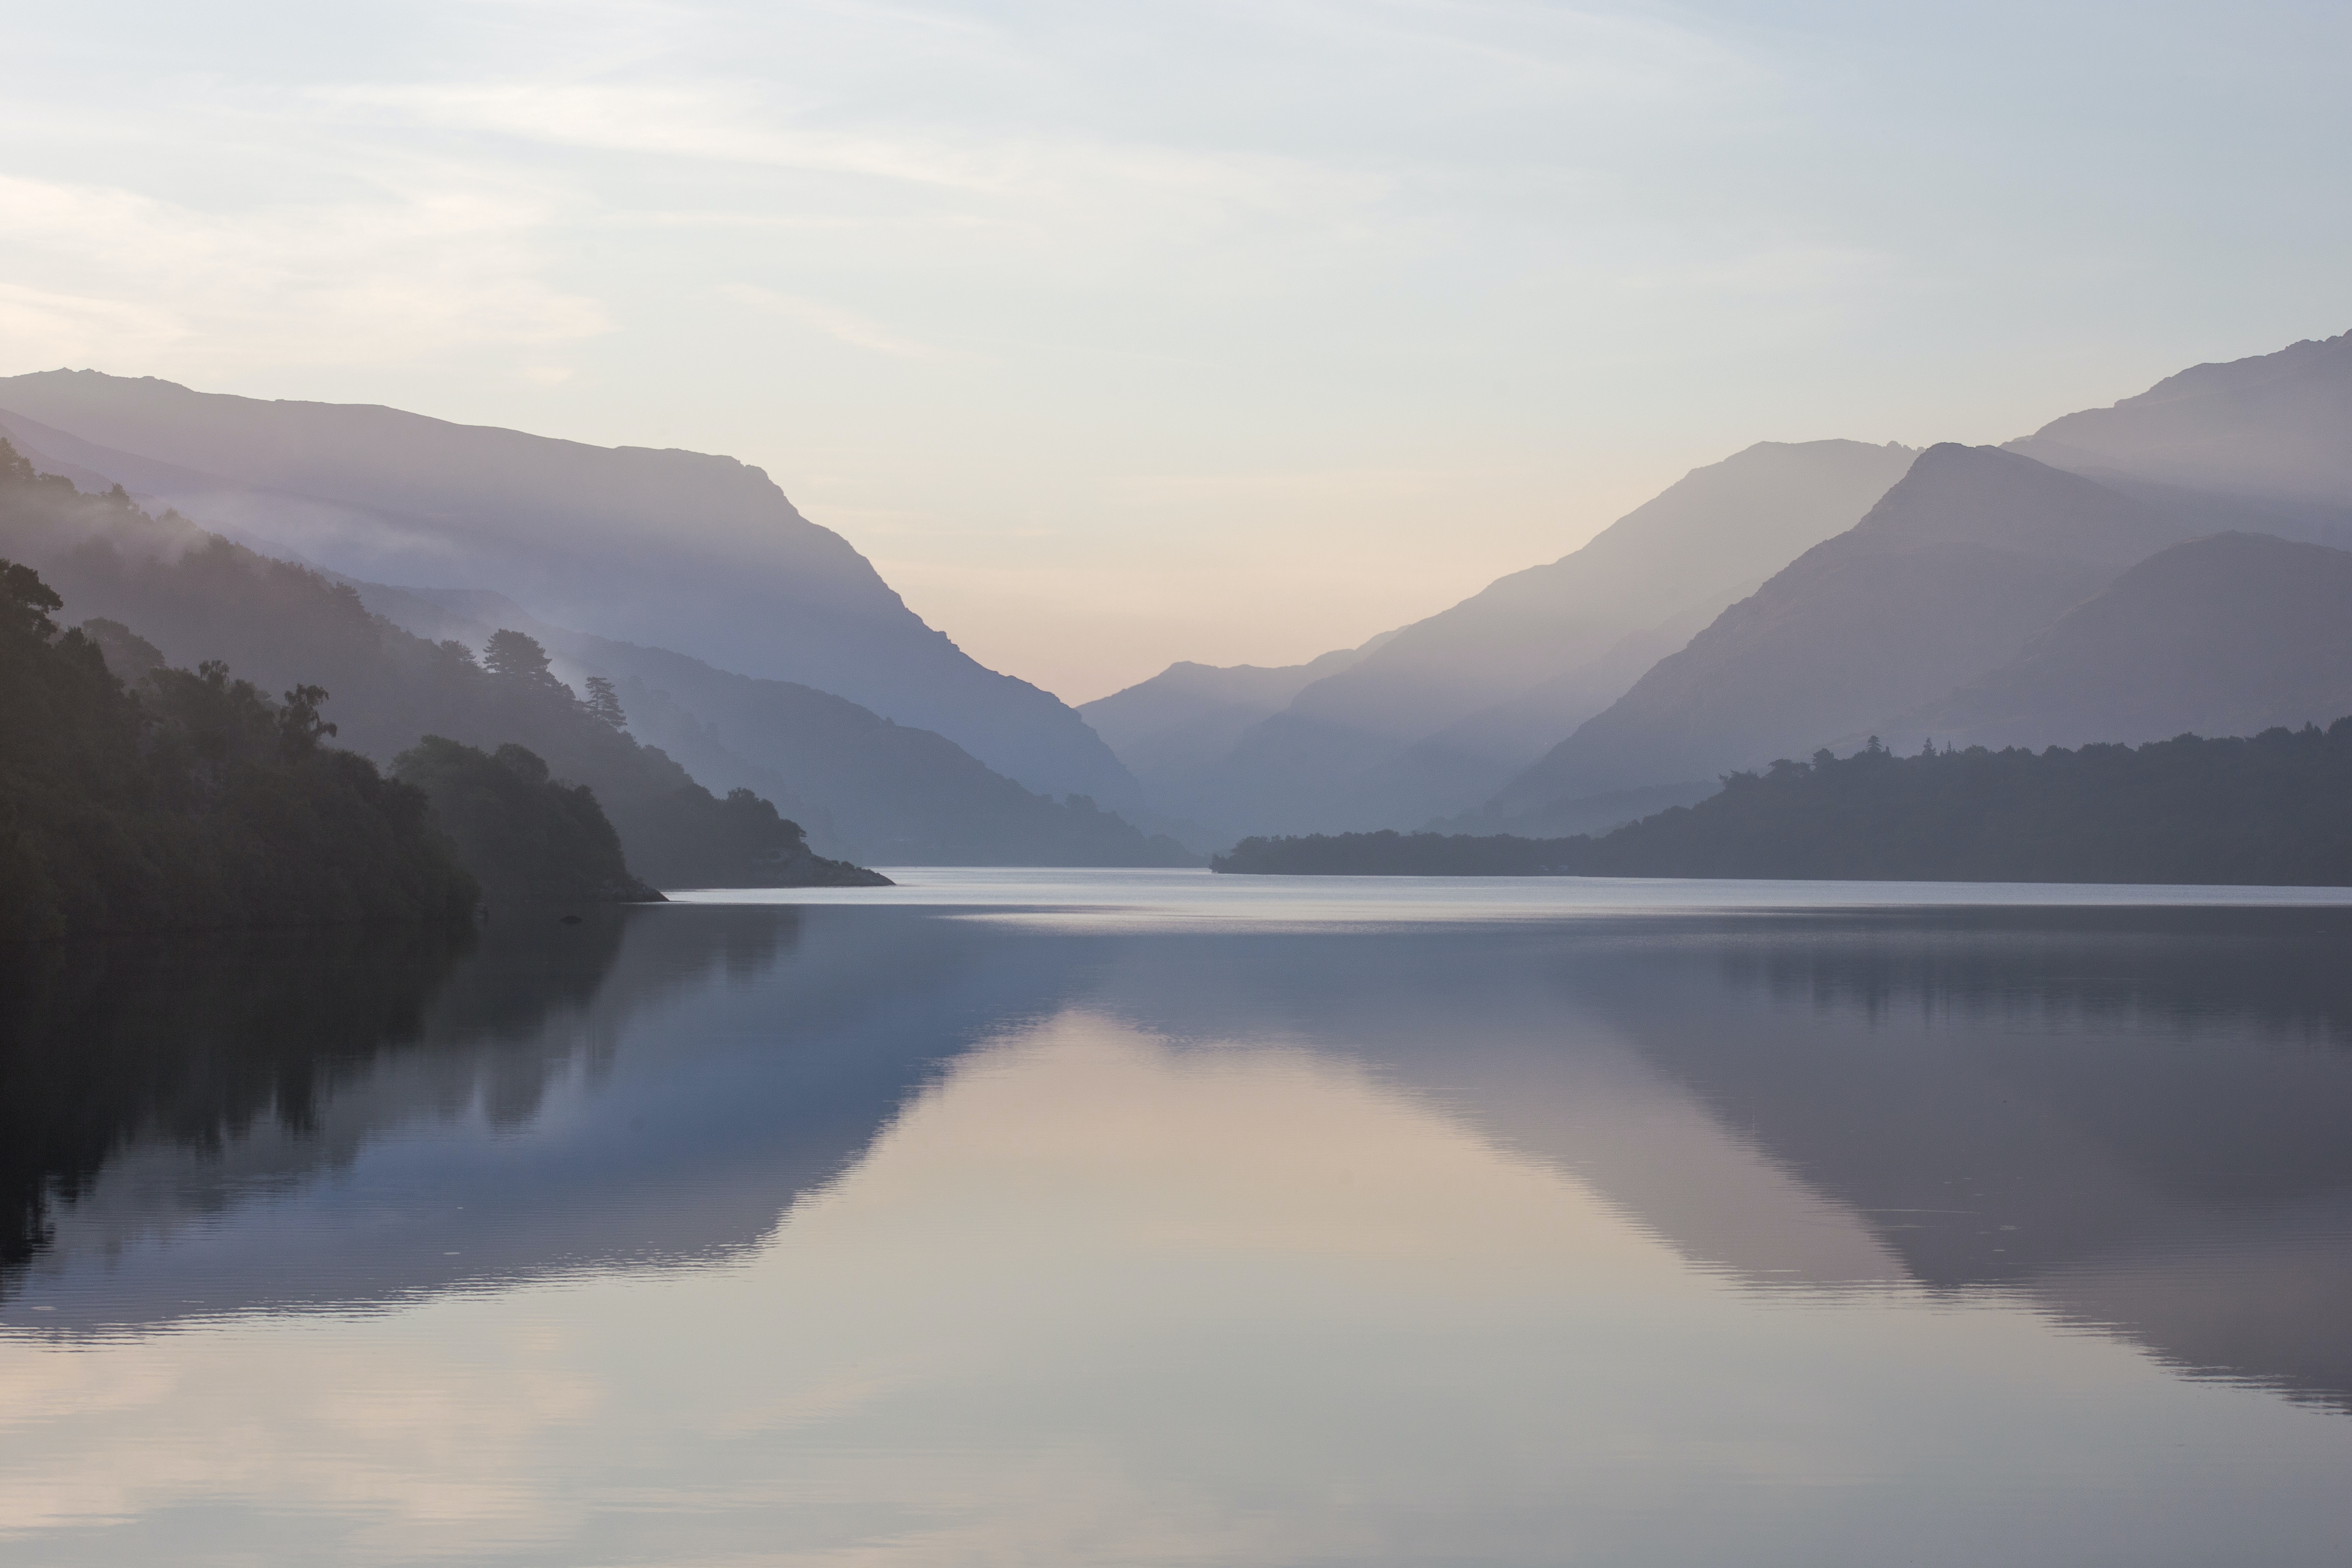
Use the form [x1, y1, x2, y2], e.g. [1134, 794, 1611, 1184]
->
[3, 0, 2348, 701]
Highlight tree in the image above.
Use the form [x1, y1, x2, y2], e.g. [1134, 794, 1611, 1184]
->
[483, 629, 561, 689]
[583, 675, 626, 729]
[1, 557, 61, 639]
[0, 560, 478, 939]
[279, 683, 338, 756]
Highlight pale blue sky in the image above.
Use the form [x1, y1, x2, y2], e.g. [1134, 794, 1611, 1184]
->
[3, 0, 2346, 699]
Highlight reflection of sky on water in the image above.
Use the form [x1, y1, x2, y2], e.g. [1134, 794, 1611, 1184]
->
[5, 876, 2352, 1565]
[677, 865, 2352, 926]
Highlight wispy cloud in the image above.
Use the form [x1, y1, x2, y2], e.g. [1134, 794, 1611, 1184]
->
[0, 169, 607, 374]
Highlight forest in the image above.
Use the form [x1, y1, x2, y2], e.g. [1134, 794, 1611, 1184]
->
[0, 554, 481, 941]
[0, 440, 893, 934]
[0, 439, 870, 890]
[1213, 727, 2352, 885]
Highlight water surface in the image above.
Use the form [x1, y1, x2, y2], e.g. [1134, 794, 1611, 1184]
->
[5, 871, 2352, 1565]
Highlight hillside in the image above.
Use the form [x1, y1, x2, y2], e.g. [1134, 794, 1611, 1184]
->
[1888, 533, 2352, 753]
[1484, 446, 2199, 818]
[1283, 439, 1920, 750]
[0, 442, 861, 890]
[2009, 329, 2352, 510]
[0, 372, 1137, 806]
[1217, 723, 2352, 887]
[1115, 438, 1918, 840]
[357, 586, 1197, 867]
[0, 551, 480, 941]
[1078, 642, 1382, 781]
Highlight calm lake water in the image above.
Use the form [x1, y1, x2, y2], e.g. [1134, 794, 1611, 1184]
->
[7, 869, 2352, 1565]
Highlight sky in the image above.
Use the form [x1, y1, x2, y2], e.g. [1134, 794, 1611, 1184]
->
[2, 1, 2348, 703]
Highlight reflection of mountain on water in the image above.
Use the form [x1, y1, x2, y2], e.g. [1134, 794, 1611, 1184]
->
[1596, 909, 2352, 1411]
[0, 906, 1093, 1332]
[12, 899, 2352, 1415]
[1080, 910, 2352, 1414]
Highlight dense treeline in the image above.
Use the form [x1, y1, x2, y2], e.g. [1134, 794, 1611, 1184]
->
[390, 737, 664, 907]
[599, 777, 893, 888]
[0, 441, 872, 888]
[0, 558, 480, 941]
[1213, 726, 2352, 886]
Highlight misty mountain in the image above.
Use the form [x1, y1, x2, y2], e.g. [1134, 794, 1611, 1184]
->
[357, 585, 1195, 868]
[1289, 440, 1920, 750]
[1078, 640, 1386, 780]
[1109, 439, 1917, 842]
[1484, 445, 2199, 818]
[0, 447, 861, 888]
[2009, 329, 2352, 513]
[0, 371, 1136, 806]
[1884, 532, 2352, 753]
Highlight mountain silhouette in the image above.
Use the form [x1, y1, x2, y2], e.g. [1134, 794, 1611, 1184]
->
[1097, 439, 1916, 842]
[2009, 329, 2352, 512]
[0, 372, 1136, 807]
[1485, 445, 2200, 816]
[1079, 640, 1386, 782]
[358, 584, 1194, 867]
[1881, 532, 2352, 753]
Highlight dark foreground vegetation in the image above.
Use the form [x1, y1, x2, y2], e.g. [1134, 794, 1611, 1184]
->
[1214, 727, 2352, 886]
[394, 736, 885, 897]
[0, 440, 883, 889]
[0, 558, 479, 941]
[390, 737, 663, 907]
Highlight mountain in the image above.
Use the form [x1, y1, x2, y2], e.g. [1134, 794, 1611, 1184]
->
[1078, 641, 1384, 781]
[1485, 445, 2200, 818]
[0, 444, 863, 888]
[1887, 532, 2352, 753]
[1286, 440, 1921, 749]
[2009, 329, 2352, 511]
[0, 371, 1136, 806]
[1111, 439, 1918, 841]
[353, 586, 1195, 867]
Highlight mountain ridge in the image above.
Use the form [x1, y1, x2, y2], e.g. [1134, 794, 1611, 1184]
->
[0, 370, 1137, 807]
[1484, 444, 2202, 817]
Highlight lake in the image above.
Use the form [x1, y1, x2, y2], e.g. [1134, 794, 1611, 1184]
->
[6, 869, 2352, 1565]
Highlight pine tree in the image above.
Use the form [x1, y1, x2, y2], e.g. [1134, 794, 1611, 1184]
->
[584, 675, 626, 729]
[482, 628, 557, 685]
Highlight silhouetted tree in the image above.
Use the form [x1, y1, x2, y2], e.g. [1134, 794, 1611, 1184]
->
[583, 674, 625, 729]
[0, 557, 477, 940]
[279, 683, 338, 756]
[483, 628, 564, 693]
